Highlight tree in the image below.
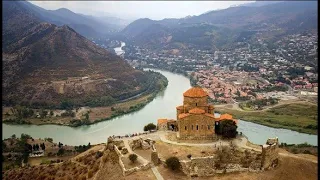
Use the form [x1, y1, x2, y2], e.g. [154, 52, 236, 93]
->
[11, 134, 16, 139]
[60, 100, 74, 110]
[20, 133, 32, 141]
[50, 111, 54, 116]
[219, 120, 238, 138]
[143, 123, 157, 131]
[45, 137, 53, 143]
[27, 144, 32, 152]
[236, 90, 241, 97]
[83, 112, 90, 125]
[40, 109, 48, 118]
[2, 142, 7, 151]
[165, 157, 180, 171]
[40, 143, 46, 151]
[58, 142, 63, 148]
[129, 154, 138, 163]
[57, 148, 65, 156]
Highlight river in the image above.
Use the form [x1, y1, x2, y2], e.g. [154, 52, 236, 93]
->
[2, 43, 317, 146]
[2, 69, 317, 146]
[114, 41, 125, 56]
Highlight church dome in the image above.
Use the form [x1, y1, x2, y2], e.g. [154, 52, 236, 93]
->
[183, 87, 208, 98]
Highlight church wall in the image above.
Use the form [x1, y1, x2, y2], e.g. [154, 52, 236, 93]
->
[178, 114, 215, 140]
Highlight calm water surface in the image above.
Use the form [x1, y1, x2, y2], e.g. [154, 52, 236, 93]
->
[2, 71, 317, 146]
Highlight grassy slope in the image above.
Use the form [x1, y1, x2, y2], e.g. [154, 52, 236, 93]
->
[217, 103, 318, 135]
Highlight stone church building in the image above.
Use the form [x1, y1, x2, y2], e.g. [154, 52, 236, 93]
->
[176, 87, 216, 140]
[157, 87, 237, 140]
[175, 87, 237, 140]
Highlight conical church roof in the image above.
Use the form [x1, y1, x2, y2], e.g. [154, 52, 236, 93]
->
[183, 87, 208, 97]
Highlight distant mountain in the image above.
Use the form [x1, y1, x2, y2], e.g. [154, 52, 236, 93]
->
[121, 18, 156, 38]
[181, 1, 317, 29]
[121, 1, 317, 49]
[239, 1, 283, 7]
[16, 1, 126, 38]
[2, 1, 152, 107]
[88, 15, 133, 31]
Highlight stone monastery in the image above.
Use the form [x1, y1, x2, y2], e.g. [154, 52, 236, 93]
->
[158, 87, 238, 140]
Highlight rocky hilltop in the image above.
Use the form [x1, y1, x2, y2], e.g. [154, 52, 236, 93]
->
[2, 1, 160, 108]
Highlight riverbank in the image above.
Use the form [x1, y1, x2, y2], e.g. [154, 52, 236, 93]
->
[143, 66, 318, 135]
[2, 72, 168, 127]
[216, 102, 318, 135]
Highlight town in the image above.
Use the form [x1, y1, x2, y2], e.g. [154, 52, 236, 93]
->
[122, 32, 318, 107]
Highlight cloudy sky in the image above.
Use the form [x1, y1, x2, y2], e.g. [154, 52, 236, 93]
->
[30, 1, 254, 20]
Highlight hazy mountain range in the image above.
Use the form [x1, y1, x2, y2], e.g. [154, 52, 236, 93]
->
[12, 1, 132, 39]
[120, 1, 317, 49]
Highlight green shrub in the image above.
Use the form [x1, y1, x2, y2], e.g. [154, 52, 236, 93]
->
[291, 148, 298, 154]
[165, 156, 180, 171]
[143, 123, 156, 131]
[129, 154, 138, 163]
[303, 150, 312, 154]
[95, 151, 103, 159]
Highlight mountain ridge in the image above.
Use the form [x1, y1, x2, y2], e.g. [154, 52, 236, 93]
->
[2, 1, 153, 107]
[121, 1, 317, 49]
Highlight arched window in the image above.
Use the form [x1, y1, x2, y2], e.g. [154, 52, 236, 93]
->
[185, 126, 187, 130]
[208, 125, 210, 130]
[196, 125, 198, 130]
[196, 103, 198, 106]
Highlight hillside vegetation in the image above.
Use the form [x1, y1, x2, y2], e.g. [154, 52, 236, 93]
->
[217, 103, 318, 135]
[2, 1, 166, 109]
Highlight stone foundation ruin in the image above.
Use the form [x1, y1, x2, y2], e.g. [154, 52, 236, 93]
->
[107, 136, 279, 177]
[129, 138, 155, 150]
[161, 137, 279, 177]
[261, 137, 279, 169]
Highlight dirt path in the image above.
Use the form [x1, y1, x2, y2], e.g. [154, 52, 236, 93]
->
[151, 166, 164, 180]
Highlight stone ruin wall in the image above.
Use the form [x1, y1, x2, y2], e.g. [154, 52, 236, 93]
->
[261, 138, 279, 169]
[107, 137, 152, 176]
[107, 136, 279, 177]
[158, 138, 279, 177]
[178, 156, 262, 177]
